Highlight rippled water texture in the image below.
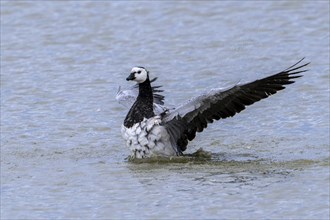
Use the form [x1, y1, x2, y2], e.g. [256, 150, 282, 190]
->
[1, 1, 329, 219]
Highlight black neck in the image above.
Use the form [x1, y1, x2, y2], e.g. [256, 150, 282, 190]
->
[137, 78, 153, 100]
[124, 77, 155, 128]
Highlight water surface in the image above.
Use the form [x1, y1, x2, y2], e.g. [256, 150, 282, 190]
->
[1, 1, 329, 219]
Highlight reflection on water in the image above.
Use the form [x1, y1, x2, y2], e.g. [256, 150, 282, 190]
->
[127, 150, 326, 177]
[1, 1, 329, 219]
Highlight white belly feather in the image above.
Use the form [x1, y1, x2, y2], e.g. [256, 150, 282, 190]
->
[121, 116, 178, 158]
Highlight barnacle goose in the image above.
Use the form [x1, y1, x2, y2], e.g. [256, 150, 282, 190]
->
[116, 59, 309, 159]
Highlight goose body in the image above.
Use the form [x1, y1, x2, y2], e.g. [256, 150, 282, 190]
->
[121, 116, 178, 158]
[117, 59, 309, 159]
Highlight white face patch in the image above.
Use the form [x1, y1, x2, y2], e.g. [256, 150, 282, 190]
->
[131, 67, 148, 83]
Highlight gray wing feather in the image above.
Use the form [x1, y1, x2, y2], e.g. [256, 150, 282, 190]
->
[163, 84, 237, 123]
[116, 85, 138, 108]
[163, 58, 310, 152]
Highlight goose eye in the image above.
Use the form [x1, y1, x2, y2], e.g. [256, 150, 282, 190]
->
[137, 70, 141, 74]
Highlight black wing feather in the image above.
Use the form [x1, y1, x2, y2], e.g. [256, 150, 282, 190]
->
[164, 58, 310, 152]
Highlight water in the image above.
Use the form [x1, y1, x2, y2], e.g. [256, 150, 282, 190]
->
[1, 1, 329, 219]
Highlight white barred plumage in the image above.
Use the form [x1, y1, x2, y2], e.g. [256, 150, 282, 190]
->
[121, 116, 178, 158]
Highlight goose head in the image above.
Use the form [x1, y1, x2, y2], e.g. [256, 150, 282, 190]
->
[126, 67, 149, 83]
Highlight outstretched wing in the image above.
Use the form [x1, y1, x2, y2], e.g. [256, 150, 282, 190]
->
[163, 58, 310, 152]
[116, 77, 165, 108]
[116, 86, 138, 108]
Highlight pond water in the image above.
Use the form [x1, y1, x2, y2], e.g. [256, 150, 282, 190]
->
[1, 1, 329, 219]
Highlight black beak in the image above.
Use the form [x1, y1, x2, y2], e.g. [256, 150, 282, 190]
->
[126, 72, 135, 81]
